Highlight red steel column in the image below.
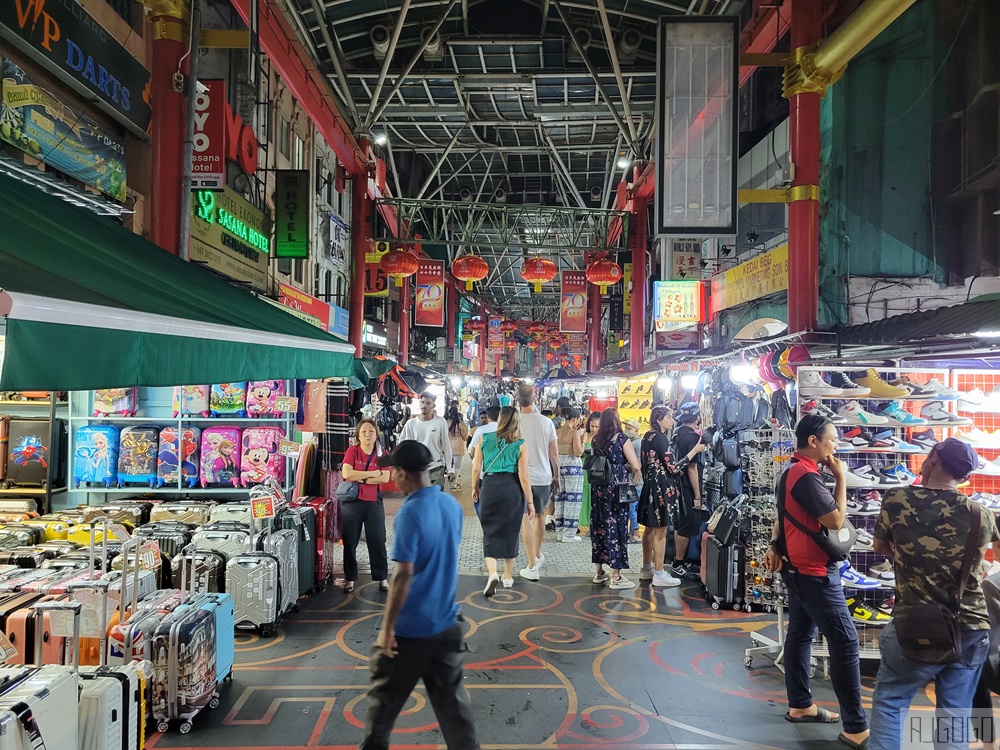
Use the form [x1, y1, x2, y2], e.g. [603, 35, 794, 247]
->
[587, 280, 602, 372]
[478, 306, 487, 376]
[149, 3, 190, 255]
[445, 281, 457, 373]
[629, 198, 648, 372]
[507, 345, 516, 375]
[399, 276, 411, 365]
[787, 0, 822, 333]
[348, 167, 371, 355]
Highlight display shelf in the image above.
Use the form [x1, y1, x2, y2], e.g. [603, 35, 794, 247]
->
[0, 400, 54, 406]
[66, 486, 259, 495]
[77, 416, 289, 424]
[0, 487, 52, 495]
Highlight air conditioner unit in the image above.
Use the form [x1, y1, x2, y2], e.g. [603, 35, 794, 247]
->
[568, 27, 591, 62]
[421, 26, 444, 61]
[370, 25, 390, 61]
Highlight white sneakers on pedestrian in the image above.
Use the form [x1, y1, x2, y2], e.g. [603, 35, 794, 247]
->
[484, 573, 500, 597]
[592, 571, 610, 584]
[502, 577, 514, 588]
[561, 532, 582, 543]
[639, 564, 654, 581]
[519, 566, 540, 581]
[651, 570, 681, 588]
[609, 575, 636, 589]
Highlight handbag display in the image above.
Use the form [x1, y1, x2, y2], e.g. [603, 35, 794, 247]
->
[336, 449, 378, 503]
[775, 468, 857, 562]
[893, 504, 982, 665]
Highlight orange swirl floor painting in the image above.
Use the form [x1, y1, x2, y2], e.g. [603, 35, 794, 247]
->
[147, 578, 940, 750]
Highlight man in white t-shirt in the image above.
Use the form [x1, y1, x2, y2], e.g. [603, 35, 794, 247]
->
[468, 406, 500, 462]
[398, 392, 453, 489]
[515, 384, 558, 581]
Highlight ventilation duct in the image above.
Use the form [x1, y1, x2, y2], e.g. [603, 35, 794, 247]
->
[370, 25, 390, 61]
[494, 188, 506, 203]
[459, 187, 473, 201]
[421, 26, 444, 61]
[619, 28, 642, 64]
[568, 27, 591, 62]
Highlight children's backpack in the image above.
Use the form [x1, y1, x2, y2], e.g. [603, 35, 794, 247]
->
[246, 381, 286, 418]
[210, 383, 248, 418]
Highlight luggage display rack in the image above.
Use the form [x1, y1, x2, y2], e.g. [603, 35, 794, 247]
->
[0, 391, 68, 514]
[65, 386, 296, 504]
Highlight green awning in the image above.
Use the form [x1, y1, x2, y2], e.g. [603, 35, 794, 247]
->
[0, 172, 355, 390]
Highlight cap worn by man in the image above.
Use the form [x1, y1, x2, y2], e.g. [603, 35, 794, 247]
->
[934, 437, 979, 478]
[378, 441, 433, 473]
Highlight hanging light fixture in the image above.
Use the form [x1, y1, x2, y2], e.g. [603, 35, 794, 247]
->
[380, 249, 419, 287]
[585, 257, 623, 294]
[452, 254, 490, 291]
[519, 257, 558, 292]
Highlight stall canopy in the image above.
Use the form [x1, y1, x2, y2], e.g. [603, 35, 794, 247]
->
[0, 172, 355, 391]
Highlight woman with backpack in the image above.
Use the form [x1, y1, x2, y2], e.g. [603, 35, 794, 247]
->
[587, 408, 641, 589]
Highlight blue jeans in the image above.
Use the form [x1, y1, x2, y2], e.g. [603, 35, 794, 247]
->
[869, 623, 990, 750]
[628, 500, 639, 533]
[782, 569, 868, 734]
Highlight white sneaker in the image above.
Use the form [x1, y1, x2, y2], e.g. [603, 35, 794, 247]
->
[651, 570, 681, 588]
[920, 401, 972, 425]
[484, 574, 499, 597]
[838, 401, 889, 425]
[535, 553, 546, 569]
[519, 566, 540, 581]
[843, 470, 873, 488]
[561, 532, 582, 543]
[609, 575, 636, 590]
[959, 388, 988, 412]
[975, 459, 1000, 476]
[925, 378, 961, 400]
[592, 571, 609, 584]
[797, 370, 844, 398]
[639, 564, 654, 581]
[502, 577, 514, 588]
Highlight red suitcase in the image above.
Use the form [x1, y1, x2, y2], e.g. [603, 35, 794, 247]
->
[0, 415, 9, 483]
[290, 496, 337, 588]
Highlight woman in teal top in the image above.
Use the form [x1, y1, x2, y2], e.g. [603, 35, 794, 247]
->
[471, 406, 535, 596]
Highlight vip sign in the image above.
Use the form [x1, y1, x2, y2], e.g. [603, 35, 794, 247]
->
[275, 170, 310, 258]
[192, 80, 226, 189]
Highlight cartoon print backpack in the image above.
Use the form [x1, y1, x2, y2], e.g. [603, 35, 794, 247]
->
[157, 426, 201, 488]
[93, 388, 138, 417]
[73, 425, 120, 488]
[239, 426, 286, 487]
[245, 381, 286, 418]
[117, 426, 159, 487]
[210, 383, 248, 418]
[172, 386, 211, 418]
[200, 426, 242, 488]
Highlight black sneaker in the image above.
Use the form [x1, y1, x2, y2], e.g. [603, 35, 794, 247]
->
[828, 371, 872, 398]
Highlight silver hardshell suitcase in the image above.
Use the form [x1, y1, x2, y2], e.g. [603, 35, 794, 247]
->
[259, 529, 298, 616]
[225, 485, 281, 636]
[190, 528, 250, 562]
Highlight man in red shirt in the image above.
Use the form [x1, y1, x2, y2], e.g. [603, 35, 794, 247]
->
[765, 414, 868, 750]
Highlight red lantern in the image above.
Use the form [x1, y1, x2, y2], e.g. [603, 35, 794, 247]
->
[519, 257, 558, 292]
[545, 352, 554, 360]
[380, 249, 419, 287]
[586, 258, 623, 293]
[504, 340, 517, 350]
[467, 318, 486, 332]
[527, 322, 547, 335]
[500, 321, 518, 333]
[452, 255, 489, 291]
[527, 340, 540, 350]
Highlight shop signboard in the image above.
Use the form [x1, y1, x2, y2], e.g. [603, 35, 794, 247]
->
[190, 188, 270, 291]
[653, 280, 703, 329]
[672, 239, 701, 279]
[623, 262, 632, 315]
[274, 170, 310, 258]
[326, 212, 348, 268]
[656, 330, 700, 350]
[414, 260, 445, 327]
[1, 58, 127, 200]
[462, 339, 478, 360]
[191, 79, 226, 190]
[609, 276, 624, 331]
[329, 305, 349, 341]
[0, 0, 151, 134]
[559, 271, 587, 333]
[710, 244, 788, 311]
[488, 317, 504, 351]
[278, 283, 329, 332]
[363, 320, 387, 348]
[364, 242, 389, 297]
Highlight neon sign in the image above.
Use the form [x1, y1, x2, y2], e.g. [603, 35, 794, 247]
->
[195, 191, 269, 254]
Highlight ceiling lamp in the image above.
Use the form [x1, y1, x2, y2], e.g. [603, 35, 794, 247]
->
[466, 318, 487, 332]
[380, 249, 419, 287]
[586, 258, 623, 293]
[500, 320, 518, 333]
[452, 254, 489, 291]
[519, 257, 558, 292]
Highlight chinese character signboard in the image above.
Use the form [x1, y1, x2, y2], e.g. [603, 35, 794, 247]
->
[364, 242, 389, 297]
[559, 271, 587, 333]
[488, 317, 504, 351]
[653, 281, 704, 329]
[414, 260, 445, 327]
[274, 170, 310, 258]
[671, 239, 701, 279]
[710, 244, 788, 311]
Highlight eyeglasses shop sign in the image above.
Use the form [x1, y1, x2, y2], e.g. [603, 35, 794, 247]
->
[275, 170, 309, 258]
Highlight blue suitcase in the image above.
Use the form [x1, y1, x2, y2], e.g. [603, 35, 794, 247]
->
[117, 426, 159, 487]
[73, 425, 120, 488]
[176, 592, 235, 684]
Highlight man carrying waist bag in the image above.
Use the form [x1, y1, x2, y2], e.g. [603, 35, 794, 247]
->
[764, 414, 869, 750]
[869, 438, 1000, 750]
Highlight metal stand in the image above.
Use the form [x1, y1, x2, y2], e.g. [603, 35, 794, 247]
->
[745, 602, 785, 668]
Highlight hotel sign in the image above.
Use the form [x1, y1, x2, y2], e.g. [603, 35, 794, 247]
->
[190, 188, 270, 291]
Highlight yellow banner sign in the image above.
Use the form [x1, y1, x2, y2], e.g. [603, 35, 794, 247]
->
[711, 244, 788, 311]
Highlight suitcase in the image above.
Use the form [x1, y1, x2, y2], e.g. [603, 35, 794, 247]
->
[117, 426, 159, 487]
[174, 592, 235, 684]
[6, 418, 64, 488]
[111, 551, 166, 592]
[156, 426, 201, 489]
[104, 569, 157, 607]
[0, 513, 35, 524]
[208, 503, 253, 526]
[239, 426, 286, 488]
[93, 388, 138, 417]
[17, 569, 80, 593]
[290, 496, 336, 588]
[133, 524, 192, 558]
[210, 382, 248, 418]
[108, 608, 165, 666]
[226, 507, 280, 636]
[133, 588, 183, 614]
[4, 594, 64, 666]
[258, 529, 298, 615]
[0, 569, 52, 593]
[0, 663, 79, 748]
[150, 606, 219, 733]
[0, 415, 8, 483]
[73, 424, 121, 489]
[20, 518, 69, 541]
[34, 540, 79, 557]
[190, 528, 250, 563]
[67, 523, 133, 547]
[199, 427, 242, 488]
[0, 548, 47, 569]
[78, 663, 144, 750]
[172, 385, 211, 418]
[703, 534, 745, 610]
[278, 507, 316, 598]
[171, 551, 227, 593]
[245, 381, 286, 418]
[46, 510, 88, 526]
[0, 526, 44, 546]
[88, 503, 153, 528]
[0, 501, 36, 515]
[149, 503, 214, 526]
[0, 593, 44, 633]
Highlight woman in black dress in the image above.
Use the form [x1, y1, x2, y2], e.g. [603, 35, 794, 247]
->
[589, 408, 641, 589]
[638, 405, 707, 588]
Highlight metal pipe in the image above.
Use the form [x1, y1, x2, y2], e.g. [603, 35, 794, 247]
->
[813, 0, 916, 73]
[415, 127, 464, 199]
[178, 0, 201, 261]
[541, 130, 587, 209]
[364, 0, 412, 126]
[306, 0, 360, 127]
[629, 197, 647, 372]
[596, 0, 639, 148]
[423, 150, 484, 200]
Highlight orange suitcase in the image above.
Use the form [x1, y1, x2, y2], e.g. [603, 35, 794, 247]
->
[5, 593, 66, 665]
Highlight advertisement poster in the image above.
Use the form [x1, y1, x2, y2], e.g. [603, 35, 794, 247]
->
[559, 271, 587, 333]
[364, 242, 389, 297]
[191, 79, 225, 189]
[326, 213, 348, 268]
[279, 283, 329, 331]
[274, 170, 310, 258]
[414, 260, 445, 327]
[190, 188, 269, 290]
[653, 280, 703, 329]
[1, 58, 126, 200]
[488, 317, 504, 351]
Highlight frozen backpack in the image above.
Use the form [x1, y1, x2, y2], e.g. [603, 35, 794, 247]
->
[93, 388, 138, 417]
[239, 426, 286, 487]
[157, 426, 202, 488]
[73, 425, 120, 488]
[210, 383, 248, 418]
[200, 426, 242, 488]
[245, 381, 286, 418]
[117, 426, 159, 487]
[172, 386, 211, 418]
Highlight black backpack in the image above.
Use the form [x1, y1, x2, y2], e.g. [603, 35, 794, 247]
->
[583, 445, 612, 486]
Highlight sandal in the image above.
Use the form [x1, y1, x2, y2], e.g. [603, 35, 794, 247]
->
[343, 581, 355, 593]
[837, 732, 869, 750]
[784, 706, 839, 723]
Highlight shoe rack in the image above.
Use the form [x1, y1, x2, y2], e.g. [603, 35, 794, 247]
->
[951, 369, 1000, 506]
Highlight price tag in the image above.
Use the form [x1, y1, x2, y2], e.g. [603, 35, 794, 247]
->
[49, 608, 78, 638]
[71, 590, 115, 638]
[251, 495, 276, 520]
[273, 396, 299, 414]
[279, 439, 301, 457]
[139, 542, 162, 570]
[0, 631, 17, 663]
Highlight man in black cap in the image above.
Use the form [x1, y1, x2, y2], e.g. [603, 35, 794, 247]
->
[671, 401, 705, 579]
[360, 440, 479, 750]
[869, 438, 1000, 750]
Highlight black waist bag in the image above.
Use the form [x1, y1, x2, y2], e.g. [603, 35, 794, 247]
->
[775, 468, 856, 563]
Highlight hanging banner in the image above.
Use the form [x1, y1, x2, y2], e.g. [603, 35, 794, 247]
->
[623, 262, 632, 315]
[414, 260, 445, 327]
[488, 317, 504, 351]
[274, 170, 310, 258]
[710, 244, 788, 311]
[364, 242, 389, 297]
[559, 271, 587, 333]
[609, 274, 624, 331]
[191, 79, 226, 190]
[278, 283, 329, 332]
[1, 58, 127, 201]
[653, 280, 704, 329]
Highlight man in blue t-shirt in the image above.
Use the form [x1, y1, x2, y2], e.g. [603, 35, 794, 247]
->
[360, 440, 479, 750]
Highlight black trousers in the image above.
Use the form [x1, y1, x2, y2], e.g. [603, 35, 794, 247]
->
[340, 499, 388, 582]
[360, 622, 480, 750]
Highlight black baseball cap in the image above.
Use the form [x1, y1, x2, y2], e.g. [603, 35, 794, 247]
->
[378, 440, 432, 472]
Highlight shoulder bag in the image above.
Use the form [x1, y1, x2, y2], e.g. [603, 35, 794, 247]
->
[775, 468, 857, 562]
[336, 450, 378, 502]
[893, 503, 982, 664]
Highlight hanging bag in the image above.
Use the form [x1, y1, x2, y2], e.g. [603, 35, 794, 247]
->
[336, 449, 378, 503]
[583, 443, 612, 486]
[775, 467, 857, 562]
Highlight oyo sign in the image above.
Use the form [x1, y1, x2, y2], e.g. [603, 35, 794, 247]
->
[193, 79, 259, 182]
[226, 103, 258, 176]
